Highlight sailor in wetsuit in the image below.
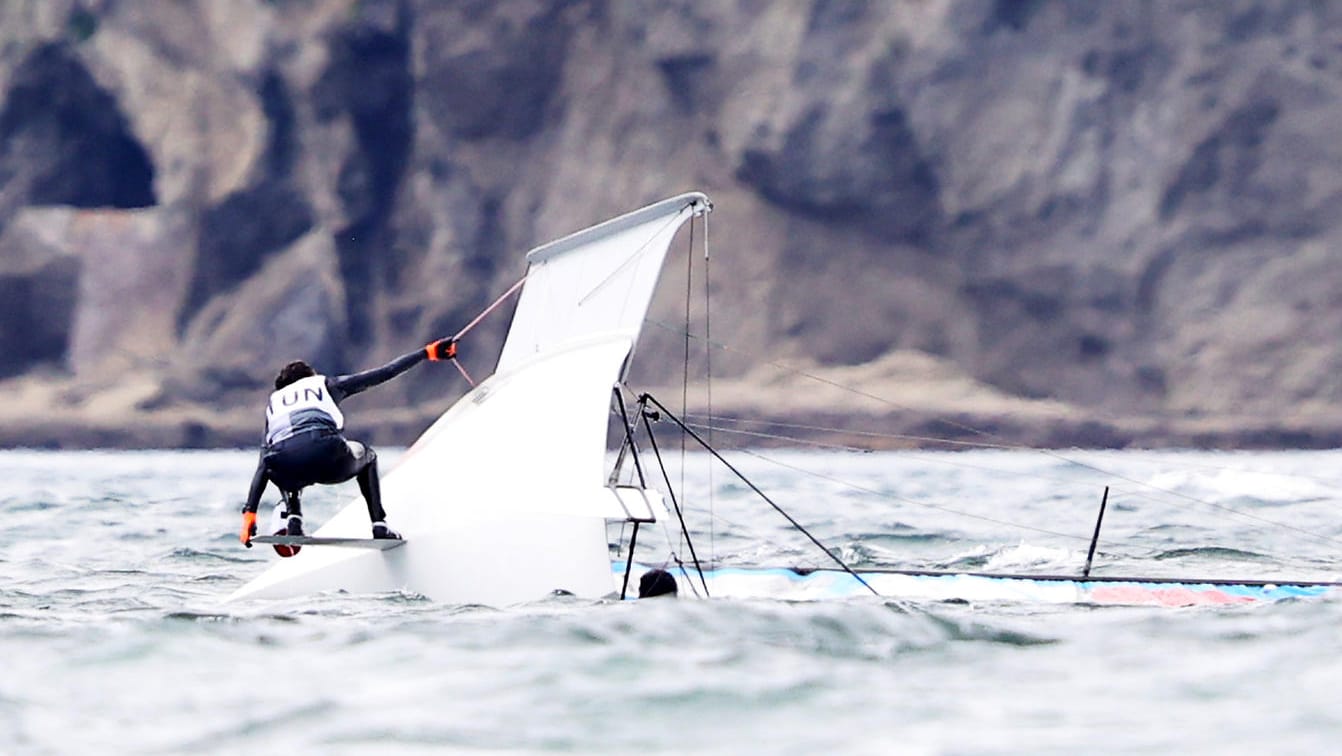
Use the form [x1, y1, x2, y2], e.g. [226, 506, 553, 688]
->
[239, 338, 457, 546]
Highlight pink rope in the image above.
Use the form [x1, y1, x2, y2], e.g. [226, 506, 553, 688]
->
[442, 275, 527, 387]
[452, 275, 527, 341]
[452, 358, 476, 387]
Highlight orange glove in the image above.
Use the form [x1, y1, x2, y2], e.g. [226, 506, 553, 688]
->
[240, 511, 257, 547]
[426, 338, 457, 361]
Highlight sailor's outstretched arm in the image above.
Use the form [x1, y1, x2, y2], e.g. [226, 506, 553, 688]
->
[328, 350, 426, 401]
[327, 339, 456, 401]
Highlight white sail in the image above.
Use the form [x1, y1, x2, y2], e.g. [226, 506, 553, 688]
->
[228, 193, 710, 605]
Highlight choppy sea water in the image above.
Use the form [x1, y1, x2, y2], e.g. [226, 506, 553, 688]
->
[3, 448, 1341, 754]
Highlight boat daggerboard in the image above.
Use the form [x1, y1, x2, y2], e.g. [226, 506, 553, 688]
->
[227, 193, 711, 605]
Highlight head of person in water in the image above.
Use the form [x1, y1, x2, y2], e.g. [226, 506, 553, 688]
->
[275, 360, 316, 390]
[639, 568, 678, 598]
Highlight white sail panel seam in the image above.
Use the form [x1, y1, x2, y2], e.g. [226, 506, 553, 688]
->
[577, 208, 690, 308]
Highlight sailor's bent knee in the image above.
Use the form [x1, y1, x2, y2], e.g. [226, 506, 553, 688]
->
[346, 440, 377, 467]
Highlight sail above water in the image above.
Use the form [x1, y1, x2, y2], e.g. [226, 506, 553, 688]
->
[227, 193, 711, 605]
[499, 193, 711, 371]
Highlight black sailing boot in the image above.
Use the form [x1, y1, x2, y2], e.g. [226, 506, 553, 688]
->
[372, 521, 402, 540]
[283, 489, 304, 536]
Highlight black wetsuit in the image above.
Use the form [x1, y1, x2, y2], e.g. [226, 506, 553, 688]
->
[243, 349, 427, 525]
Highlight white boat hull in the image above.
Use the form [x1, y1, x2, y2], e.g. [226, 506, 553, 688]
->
[230, 514, 615, 604]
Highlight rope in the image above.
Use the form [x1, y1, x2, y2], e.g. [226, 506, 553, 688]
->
[451, 359, 476, 387]
[452, 275, 527, 341]
[441, 275, 529, 388]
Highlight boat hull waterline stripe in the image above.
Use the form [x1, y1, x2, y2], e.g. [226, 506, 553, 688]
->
[614, 564, 1338, 606]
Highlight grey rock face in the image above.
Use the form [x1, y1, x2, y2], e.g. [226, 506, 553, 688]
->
[1, 0, 1341, 448]
[177, 231, 347, 403]
[0, 215, 79, 378]
[0, 42, 155, 214]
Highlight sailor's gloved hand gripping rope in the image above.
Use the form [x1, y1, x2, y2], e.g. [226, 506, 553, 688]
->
[425, 338, 457, 362]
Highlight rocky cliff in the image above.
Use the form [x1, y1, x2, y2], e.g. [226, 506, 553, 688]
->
[2, 0, 1341, 449]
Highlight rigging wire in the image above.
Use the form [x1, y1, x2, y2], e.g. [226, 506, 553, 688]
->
[657, 418, 1325, 571]
[678, 216, 694, 558]
[643, 320, 1342, 550]
[702, 211, 716, 570]
[686, 413, 1342, 490]
[1022, 447, 1342, 487]
[644, 394, 881, 596]
[721, 445, 1106, 546]
[642, 403, 711, 596]
[683, 419, 1104, 490]
[693, 506, 834, 568]
[611, 391, 654, 601]
[611, 390, 709, 597]
[681, 417, 1242, 513]
[682, 413, 1017, 451]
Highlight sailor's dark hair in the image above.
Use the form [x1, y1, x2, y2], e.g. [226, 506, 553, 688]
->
[275, 360, 316, 390]
[638, 568, 678, 598]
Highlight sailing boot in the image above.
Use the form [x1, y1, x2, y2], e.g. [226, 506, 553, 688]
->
[372, 521, 402, 540]
[283, 489, 304, 536]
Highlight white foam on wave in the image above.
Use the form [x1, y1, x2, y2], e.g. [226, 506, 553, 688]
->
[981, 541, 1083, 572]
[1147, 467, 1334, 504]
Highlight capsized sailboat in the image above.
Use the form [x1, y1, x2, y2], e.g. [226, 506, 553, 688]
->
[228, 192, 1342, 608]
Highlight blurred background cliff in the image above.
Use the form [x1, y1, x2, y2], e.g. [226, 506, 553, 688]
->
[2, 0, 1341, 449]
